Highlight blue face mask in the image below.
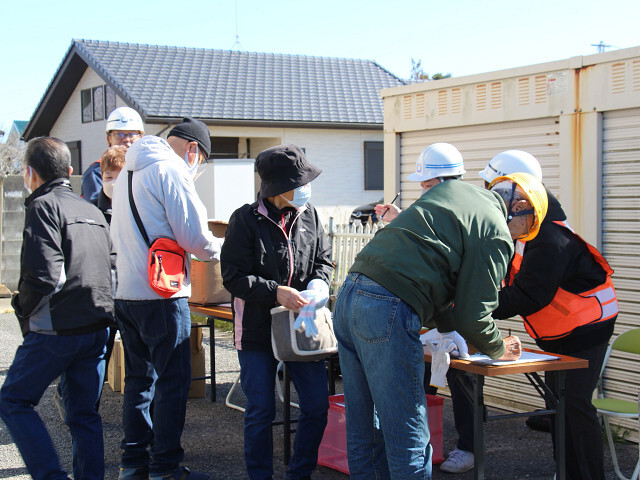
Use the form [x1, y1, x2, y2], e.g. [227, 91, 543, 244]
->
[281, 183, 311, 209]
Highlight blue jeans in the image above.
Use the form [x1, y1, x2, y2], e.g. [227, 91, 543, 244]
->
[115, 298, 192, 476]
[0, 328, 108, 480]
[238, 349, 329, 480]
[333, 273, 432, 480]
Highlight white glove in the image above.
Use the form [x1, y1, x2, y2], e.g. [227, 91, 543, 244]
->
[421, 328, 441, 347]
[293, 299, 319, 338]
[299, 279, 329, 309]
[293, 279, 329, 338]
[427, 337, 456, 388]
[440, 331, 470, 359]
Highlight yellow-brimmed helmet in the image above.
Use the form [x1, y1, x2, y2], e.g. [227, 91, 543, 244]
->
[489, 172, 548, 241]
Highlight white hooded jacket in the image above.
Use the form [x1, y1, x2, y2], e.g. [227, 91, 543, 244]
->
[111, 135, 222, 300]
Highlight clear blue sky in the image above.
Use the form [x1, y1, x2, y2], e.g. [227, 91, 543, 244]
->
[1, 0, 639, 138]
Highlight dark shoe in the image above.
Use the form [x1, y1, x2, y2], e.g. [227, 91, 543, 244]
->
[525, 413, 551, 432]
[150, 467, 210, 480]
[119, 465, 149, 480]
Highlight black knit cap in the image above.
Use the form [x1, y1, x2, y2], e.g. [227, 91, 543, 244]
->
[168, 118, 211, 158]
[256, 144, 322, 198]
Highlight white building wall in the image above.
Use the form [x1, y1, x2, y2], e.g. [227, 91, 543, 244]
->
[192, 125, 385, 224]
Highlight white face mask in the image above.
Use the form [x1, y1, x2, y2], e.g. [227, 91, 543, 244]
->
[280, 183, 312, 209]
[184, 151, 199, 179]
[24, 166, 33, 195]
[102, 179, 116, 199]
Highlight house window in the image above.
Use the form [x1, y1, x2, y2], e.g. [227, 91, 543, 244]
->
[211, 137, 239, 160]
[81, 90, 92, 123]
[80, 85, 116, 123]
[105, 87, 116, 117]
[66, 141, 81, 174]
[364, 141, 383, 190]
[92, 86, 105, 121]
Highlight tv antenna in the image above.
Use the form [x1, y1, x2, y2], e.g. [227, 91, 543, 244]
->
[231, 0, 243, 51]
[591, 41, 612, 53]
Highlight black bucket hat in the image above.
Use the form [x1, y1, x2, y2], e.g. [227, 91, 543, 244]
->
[256, 144, 322, 198]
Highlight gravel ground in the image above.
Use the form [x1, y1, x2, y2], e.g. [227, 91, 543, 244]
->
[0, 303, 637, 480]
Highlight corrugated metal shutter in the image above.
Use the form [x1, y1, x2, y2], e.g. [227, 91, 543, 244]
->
[400, 118, 561, 412]
[601, 108, 640, 438]
[399, 117, 561, 208]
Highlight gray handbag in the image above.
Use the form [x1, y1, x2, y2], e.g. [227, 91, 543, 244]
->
[270, 306, 338, 362]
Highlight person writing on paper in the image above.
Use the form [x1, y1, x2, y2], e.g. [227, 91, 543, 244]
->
[485, 155, 618, 480]
[221, 144, 333, 480]
[333, 143, 521, 480]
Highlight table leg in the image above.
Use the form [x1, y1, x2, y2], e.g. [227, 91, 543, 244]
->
[284, 364, 291, 465]
[473, 373, 485, 480]
[554, 371, 566, 480]
[209, 317, 215, 402]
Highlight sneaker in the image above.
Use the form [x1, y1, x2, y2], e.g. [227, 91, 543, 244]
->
[439, 448, 474, 473]
[119, 466, 149, 480]
[53, 390, 66, 423]
[150, 467, 210, 480]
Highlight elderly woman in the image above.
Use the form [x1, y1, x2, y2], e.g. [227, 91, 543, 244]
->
[221, 144, 333, 480]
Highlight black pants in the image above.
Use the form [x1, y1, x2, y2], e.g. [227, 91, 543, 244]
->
[546, 340, 608, 480]
[424, 365, 476, 453]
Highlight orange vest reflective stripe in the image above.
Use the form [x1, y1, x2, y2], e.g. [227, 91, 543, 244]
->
[506, 221, 618, 341]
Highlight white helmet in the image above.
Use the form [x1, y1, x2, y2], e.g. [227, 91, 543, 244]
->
[478, 150, 542, 183]
[105, 107, 144, 133]
[407, 143, 465, 182]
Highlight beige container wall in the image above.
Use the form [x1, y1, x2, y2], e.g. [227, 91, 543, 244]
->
[382, 47, 640, 440]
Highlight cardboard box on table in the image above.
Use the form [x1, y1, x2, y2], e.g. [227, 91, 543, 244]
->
[114, 328, 207, 399]
[189, 220, 231, 306]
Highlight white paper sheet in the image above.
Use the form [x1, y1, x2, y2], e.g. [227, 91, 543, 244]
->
[466, 350, 560, 366]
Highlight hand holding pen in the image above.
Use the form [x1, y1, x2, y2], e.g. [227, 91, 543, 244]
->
[374, 193, 400, 223]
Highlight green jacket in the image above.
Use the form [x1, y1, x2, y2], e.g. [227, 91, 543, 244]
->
[350, 180, 513, 358]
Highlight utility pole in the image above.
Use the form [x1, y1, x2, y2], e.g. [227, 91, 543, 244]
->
[591, 41, 612, 53]
[231, 0, 243, 51]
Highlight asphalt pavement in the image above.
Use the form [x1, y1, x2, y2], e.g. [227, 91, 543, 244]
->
[0, 297, 637, 479]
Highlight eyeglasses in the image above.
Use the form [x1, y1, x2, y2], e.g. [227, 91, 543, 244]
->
[110, 132, 141, 140]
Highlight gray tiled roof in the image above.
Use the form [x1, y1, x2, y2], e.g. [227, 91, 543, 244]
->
[76, 39, 405, 125]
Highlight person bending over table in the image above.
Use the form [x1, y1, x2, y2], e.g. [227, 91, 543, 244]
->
[333, 143, 523, 480]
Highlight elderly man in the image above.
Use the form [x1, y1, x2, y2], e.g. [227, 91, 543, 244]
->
[0, 137, 114, 480]
[81, 106, 144, 203]
[489, 166, 618, 480]
[333, 143, 523, 480]
[111, 118, 222, 480]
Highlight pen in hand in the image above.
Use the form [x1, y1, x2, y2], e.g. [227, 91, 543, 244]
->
[379, 192, 400, 221]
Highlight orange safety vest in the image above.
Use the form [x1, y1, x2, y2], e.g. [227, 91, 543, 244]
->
[507, 221, 618, 341]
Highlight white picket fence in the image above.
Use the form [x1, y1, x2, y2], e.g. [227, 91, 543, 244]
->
[326, 219, 383, 296]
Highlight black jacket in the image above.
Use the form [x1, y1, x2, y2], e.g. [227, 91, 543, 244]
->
[493, 188, 615, 353]
[96, 189, 112, 224]
[12, 178, 115, 336]
[221, 196, 333, 351]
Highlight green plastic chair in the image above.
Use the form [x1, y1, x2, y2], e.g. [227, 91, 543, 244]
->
[592, 328, 640, 480]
